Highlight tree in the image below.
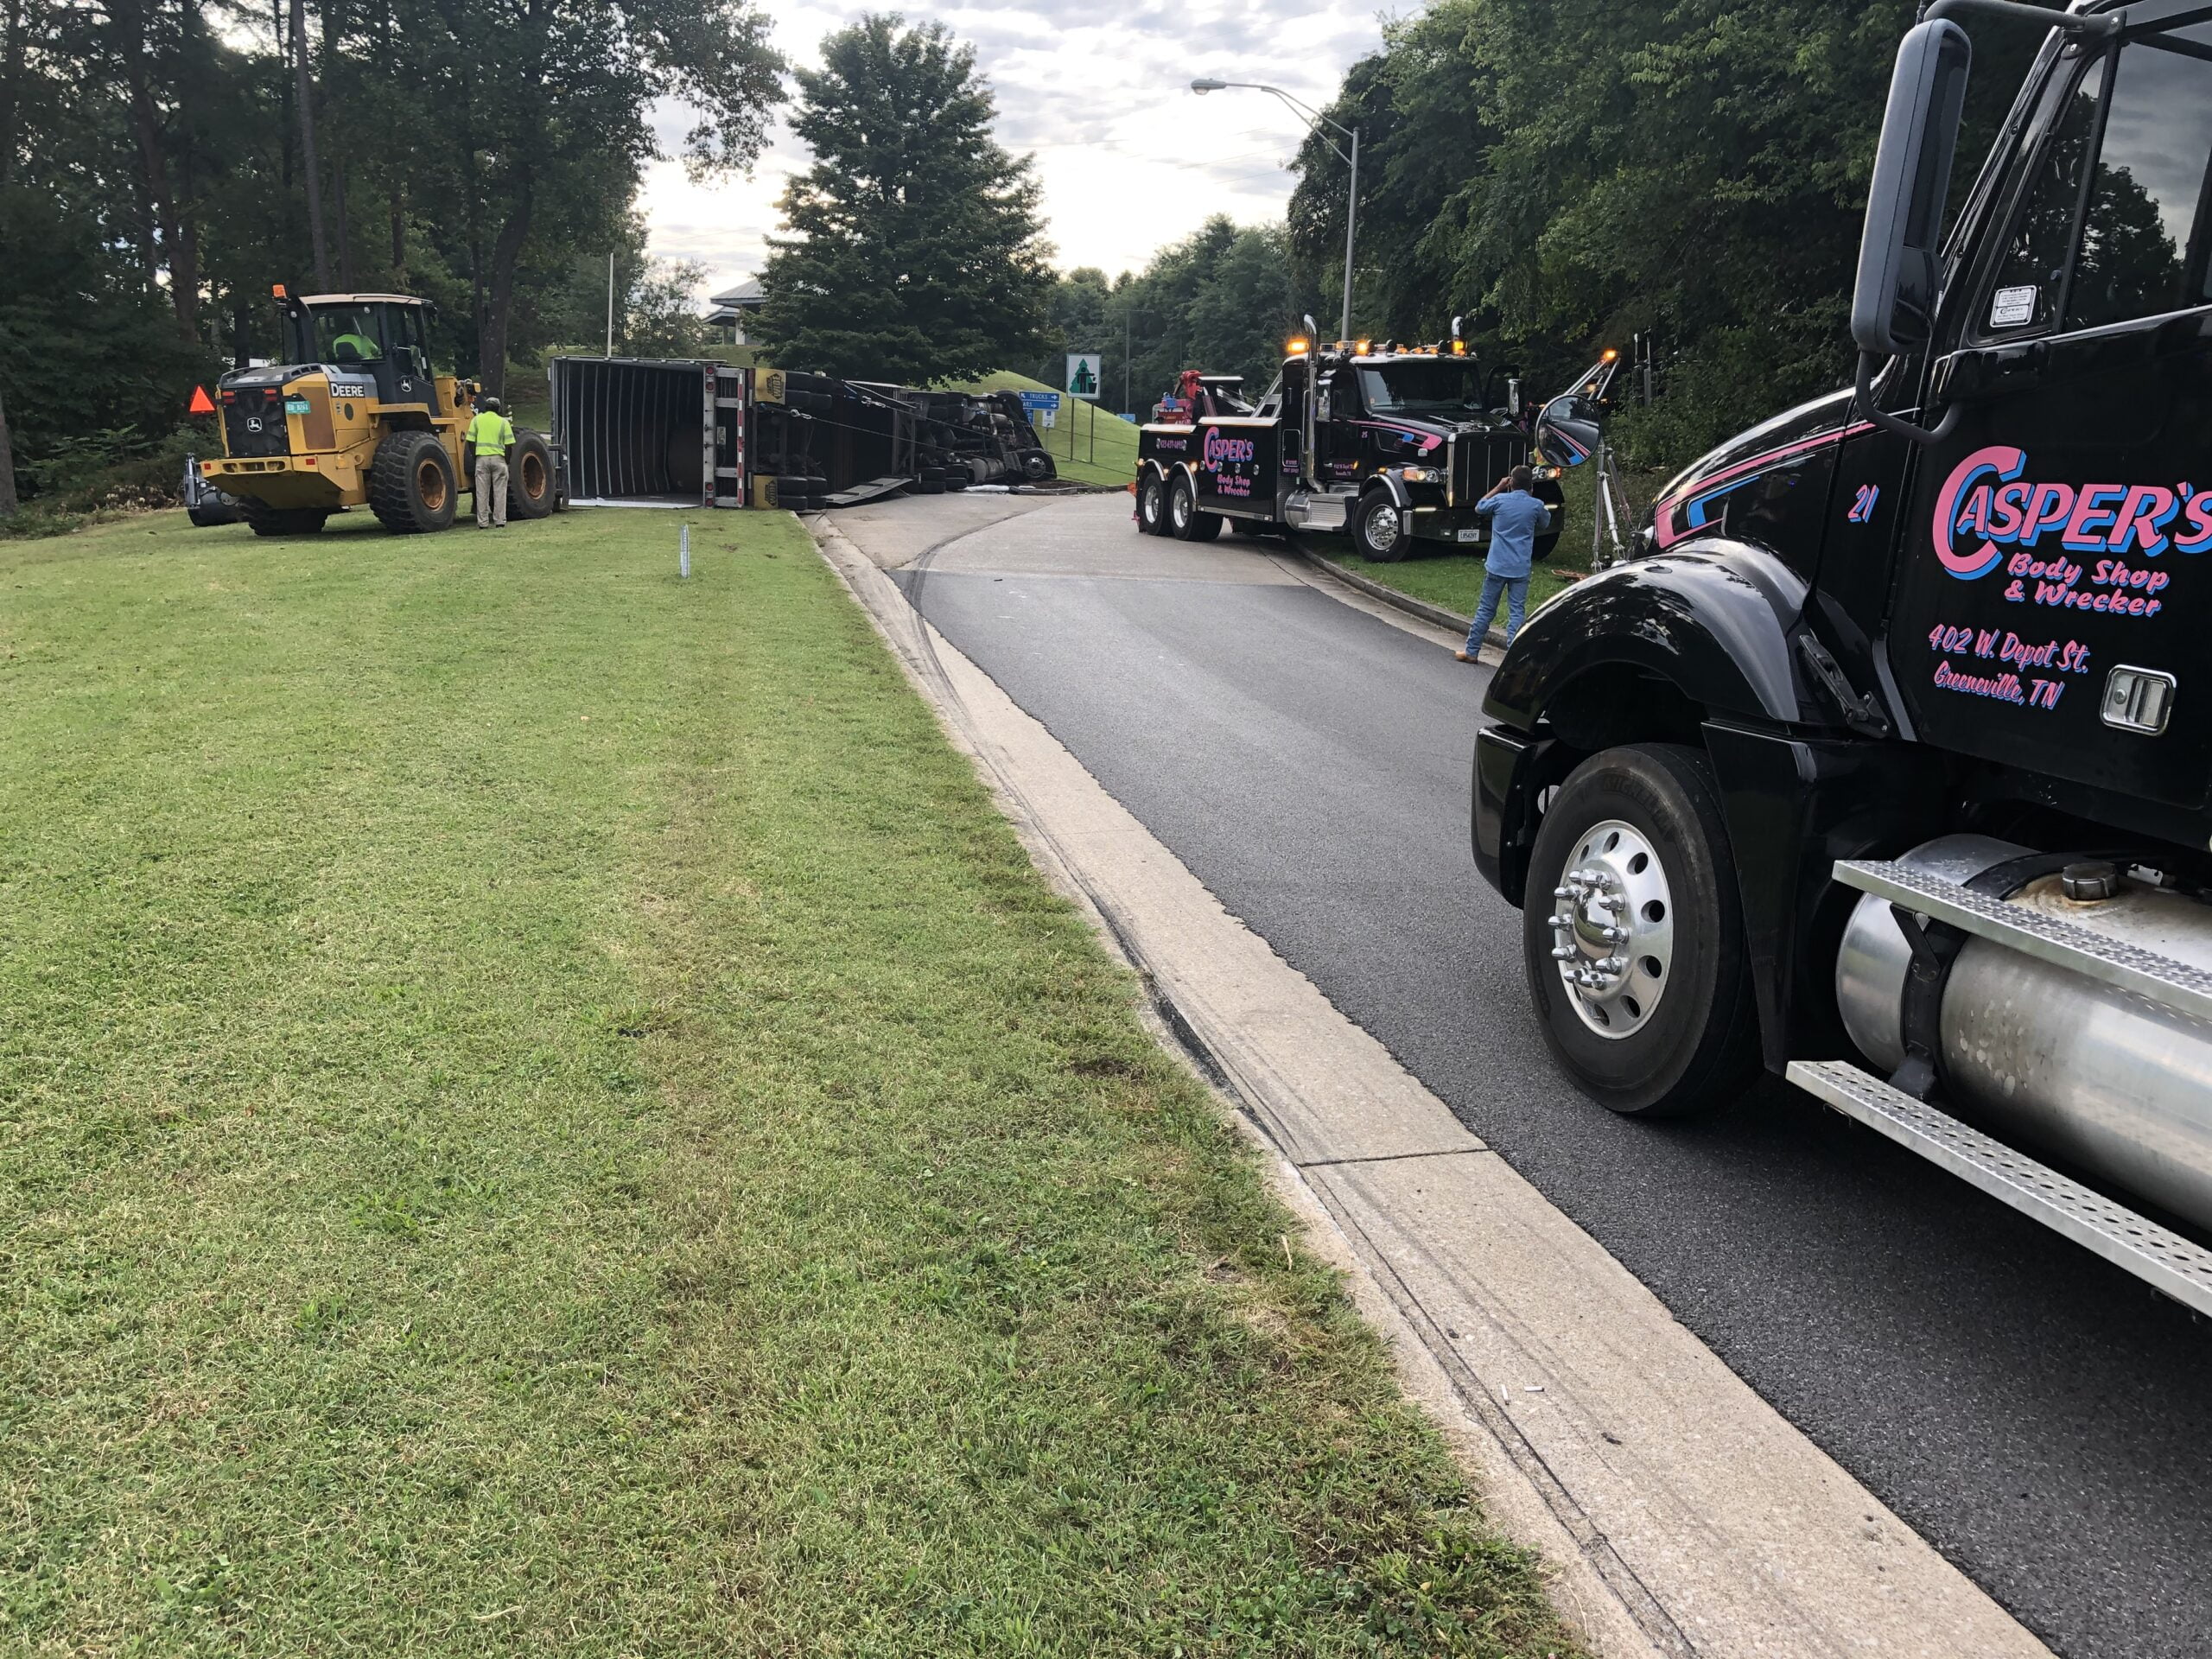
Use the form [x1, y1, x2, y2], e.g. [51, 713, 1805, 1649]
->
[1287, 0, 2039, 466]
[758, 16, 1052, 383]
[380, 0, 783, 396]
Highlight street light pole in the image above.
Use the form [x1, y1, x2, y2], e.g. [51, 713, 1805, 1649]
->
[1190, 78, 1357, 340]
[1340, 126, 1357, 344]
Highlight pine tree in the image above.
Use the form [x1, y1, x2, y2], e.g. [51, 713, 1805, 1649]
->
[759, 16, 1052, 384]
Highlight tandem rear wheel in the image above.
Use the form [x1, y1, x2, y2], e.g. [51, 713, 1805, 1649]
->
[1168, 472, 1221, 543]
[1522, 743, 1760, 1117]
[1136, 470, 1169, 535]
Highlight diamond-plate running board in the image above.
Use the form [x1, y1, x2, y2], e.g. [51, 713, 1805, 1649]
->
[1834, 858, 2212, 1027]
[1787, 1059, 2212, 1318]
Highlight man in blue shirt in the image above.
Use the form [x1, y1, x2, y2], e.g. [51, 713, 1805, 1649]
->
[1456, 466, 1553, 664]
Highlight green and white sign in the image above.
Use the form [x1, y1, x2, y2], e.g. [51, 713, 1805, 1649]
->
[1065, 353, 1102, 400]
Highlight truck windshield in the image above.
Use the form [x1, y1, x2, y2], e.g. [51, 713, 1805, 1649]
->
[1357, 361, 1483, 414]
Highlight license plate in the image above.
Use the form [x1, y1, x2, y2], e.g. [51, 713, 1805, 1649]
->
[1457, 528, 1482, 543]
[284, 398, 311, 415]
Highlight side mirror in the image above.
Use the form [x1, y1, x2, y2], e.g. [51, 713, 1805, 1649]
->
[1852, 19, 1973, 356]
[1535, 394, 1599, 467]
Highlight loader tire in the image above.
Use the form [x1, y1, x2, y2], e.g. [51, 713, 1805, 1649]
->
[238, 499, 331, 537]
[509, 429, 556, 520]
[370, 429, 458, 533]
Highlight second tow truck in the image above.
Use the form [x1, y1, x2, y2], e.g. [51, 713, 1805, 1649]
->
[1135, 327, 1568, 561]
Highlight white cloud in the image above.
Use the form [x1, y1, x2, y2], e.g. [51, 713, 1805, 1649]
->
[639, 0, 1391, 302]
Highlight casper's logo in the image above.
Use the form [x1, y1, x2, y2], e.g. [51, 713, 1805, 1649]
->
[1933, 445, 2212, 580]
[1202, 429, 1255, 472]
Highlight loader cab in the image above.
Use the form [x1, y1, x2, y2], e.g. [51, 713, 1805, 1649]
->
[289, 295, 445, 414]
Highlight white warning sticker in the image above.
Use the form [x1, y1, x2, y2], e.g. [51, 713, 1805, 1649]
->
[1990, 284, 2039, 327]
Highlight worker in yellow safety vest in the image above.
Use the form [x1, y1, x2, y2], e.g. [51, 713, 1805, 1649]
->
[466, 397, 518, 528]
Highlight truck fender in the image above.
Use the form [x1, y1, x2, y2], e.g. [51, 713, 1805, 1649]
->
[1367, 473, 1412, 512]
[1480, 537, 1818, 739]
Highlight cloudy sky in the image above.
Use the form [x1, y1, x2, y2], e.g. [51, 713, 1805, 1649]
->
[639, 0, 1392, 302]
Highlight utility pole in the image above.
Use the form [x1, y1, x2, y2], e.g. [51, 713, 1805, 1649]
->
[606, 252, 615, 356]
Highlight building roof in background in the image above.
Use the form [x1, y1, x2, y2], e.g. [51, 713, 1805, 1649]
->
[709, 277, 765, 309]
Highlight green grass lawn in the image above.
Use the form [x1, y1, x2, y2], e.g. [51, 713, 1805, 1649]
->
[0, 505, 1579, 1656]
[1322, 549, 1582, 622]
[959, 372, 1139, 488]
[1319, 458, 1634, 624]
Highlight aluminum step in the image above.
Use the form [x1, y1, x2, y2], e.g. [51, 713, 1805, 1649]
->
[1787, 1058, 2212, 1317]
[1834, 858, 2212, 1026]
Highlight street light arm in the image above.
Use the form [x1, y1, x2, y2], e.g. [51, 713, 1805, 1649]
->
[1185, 74, 1360, 341]
[1191, 77, 1356, 159]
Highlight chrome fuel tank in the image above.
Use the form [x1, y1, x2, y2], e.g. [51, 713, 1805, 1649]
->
[1836, 836, 2212, 1230]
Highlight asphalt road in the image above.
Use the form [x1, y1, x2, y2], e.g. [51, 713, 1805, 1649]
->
[868, 490, 2212, 1659]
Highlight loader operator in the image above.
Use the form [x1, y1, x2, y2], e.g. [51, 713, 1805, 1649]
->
[467, 397, 517, 529]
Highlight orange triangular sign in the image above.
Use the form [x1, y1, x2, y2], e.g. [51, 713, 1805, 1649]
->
[188, 385, 217, 415]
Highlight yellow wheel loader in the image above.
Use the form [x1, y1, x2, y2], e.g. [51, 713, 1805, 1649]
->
[200, 287, 562, 536]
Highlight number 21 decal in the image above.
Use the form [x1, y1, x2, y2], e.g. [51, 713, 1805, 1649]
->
[1847, 484, 1881, 524]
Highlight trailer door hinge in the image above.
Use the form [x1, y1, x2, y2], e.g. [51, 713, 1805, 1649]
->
[1796, 632, 1892, 738]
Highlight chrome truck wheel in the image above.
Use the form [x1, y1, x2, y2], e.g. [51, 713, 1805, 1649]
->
[1548, 819, 1674, 1039]
[1353, 492, 1408, 561]
[1521, 744, 1760, 1116]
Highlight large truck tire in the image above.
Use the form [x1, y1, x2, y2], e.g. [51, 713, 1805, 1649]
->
[1521, 743, 1759, 1117]
[509, 429, 556, 520]
[1352, 491, 1410, 562]
[1168, 473, 1222, 543]
[1136, 470, 1168, 535]
[369, 429, 458, 533]
[238, 499, 331, 537]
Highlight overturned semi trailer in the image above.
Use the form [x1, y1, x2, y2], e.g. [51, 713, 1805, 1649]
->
[549, 357, 746, 508]
[548, 356, 1056, 511]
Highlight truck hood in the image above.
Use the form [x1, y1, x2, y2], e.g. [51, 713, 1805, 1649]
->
[1358, 412, 1520, 442]
[1649, 387, 1863, 550]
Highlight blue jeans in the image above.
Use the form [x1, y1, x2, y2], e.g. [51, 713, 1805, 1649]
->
[1465, 573, 1529, 653]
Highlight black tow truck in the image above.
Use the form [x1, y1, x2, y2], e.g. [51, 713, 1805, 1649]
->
[1474, 0, 2212, 1314]
[1133, 327, 1567, 561]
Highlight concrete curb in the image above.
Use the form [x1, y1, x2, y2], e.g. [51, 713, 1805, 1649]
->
[808, 506, 2054, 1659]
[1287, 539, 1486, 639]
